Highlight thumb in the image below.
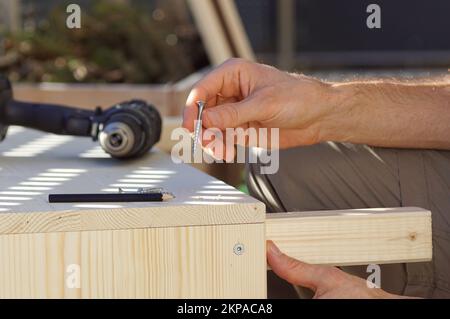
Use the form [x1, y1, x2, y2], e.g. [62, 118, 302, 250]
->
[267, 241, 324, 291]
[203, 99, 260, 130]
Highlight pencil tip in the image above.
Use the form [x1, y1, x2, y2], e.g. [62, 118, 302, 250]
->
[162, 193, 175, 201]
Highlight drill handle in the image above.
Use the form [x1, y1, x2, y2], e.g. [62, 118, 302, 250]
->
[1, 100, 96, 136]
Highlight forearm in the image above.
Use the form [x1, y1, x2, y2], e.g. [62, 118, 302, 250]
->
[320, 79, 450, 149]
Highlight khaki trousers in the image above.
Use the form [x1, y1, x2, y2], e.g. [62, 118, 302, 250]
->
[246, 142, 450, 298]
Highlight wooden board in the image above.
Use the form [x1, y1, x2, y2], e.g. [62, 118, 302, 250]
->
[187, 0, 255, 65]
[13, 69, 205, 116]
[0, 223, 266, 299]
[0, 127, 433, 298]
[0, 127, 267, 298]
[266, 207, 432, 266]
[0, 127, 264, 235]
[187, 0, 233, 65]
[215, 0, 256, 61]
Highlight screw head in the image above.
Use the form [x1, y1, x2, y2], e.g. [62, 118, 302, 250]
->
[233, 243, 245, 255]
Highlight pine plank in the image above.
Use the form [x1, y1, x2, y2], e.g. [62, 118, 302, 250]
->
[266, 207, 432, 266]
[0, 223, 266, 298]
[0, 128, 264, 234]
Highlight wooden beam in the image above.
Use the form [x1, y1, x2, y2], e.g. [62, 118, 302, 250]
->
[0, 0, 21, 32]
[13, 69, 207, 116]
[277, 0, 295, 70]
[187, 0, 255, 65]
[215, 0, 256, 61]
[187, 0, 233, 65]
[14, 82, 172, 115]
[266, 207, 432, 266]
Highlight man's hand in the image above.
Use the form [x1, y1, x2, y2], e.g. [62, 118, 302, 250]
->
[183, 59, 450, 156]
[266, 240, 403, 299]
[183, 58, 334, 153]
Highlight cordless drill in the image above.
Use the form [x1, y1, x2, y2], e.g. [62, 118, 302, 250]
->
[0, 75, 161, 159]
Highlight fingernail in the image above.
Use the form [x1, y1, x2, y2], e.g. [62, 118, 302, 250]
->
[267, 241, 282, 256]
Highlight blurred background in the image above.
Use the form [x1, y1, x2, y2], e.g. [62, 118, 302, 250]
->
[1, 0, 449, 84]
[0, 0, 208, 84]
[241, 0, 450, 69]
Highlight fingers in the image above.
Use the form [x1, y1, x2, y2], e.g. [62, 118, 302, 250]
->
[182, 59, 252, 132]
[202, 97, 262, 130]
[266, 241, 326, 291]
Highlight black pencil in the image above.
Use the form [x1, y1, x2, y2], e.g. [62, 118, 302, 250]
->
[48, 192, 174, 203]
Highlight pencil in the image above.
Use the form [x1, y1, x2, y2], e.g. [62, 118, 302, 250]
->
[48, 192, 175, 203]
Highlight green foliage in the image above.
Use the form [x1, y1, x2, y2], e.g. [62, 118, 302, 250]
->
[0, 1, 207, 83]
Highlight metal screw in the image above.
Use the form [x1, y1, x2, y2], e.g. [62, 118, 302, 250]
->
[233, 243, 245, 256]
[192, 100, 205, 156]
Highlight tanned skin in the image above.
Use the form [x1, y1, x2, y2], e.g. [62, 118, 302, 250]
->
[183, 59, 449, 153]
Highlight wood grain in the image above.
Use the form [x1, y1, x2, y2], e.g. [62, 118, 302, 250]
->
[0, 128, 264, 234]
[0, 128, 435, 298]
[0, 223, 266, 298]
[266, 207, 432, 266]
